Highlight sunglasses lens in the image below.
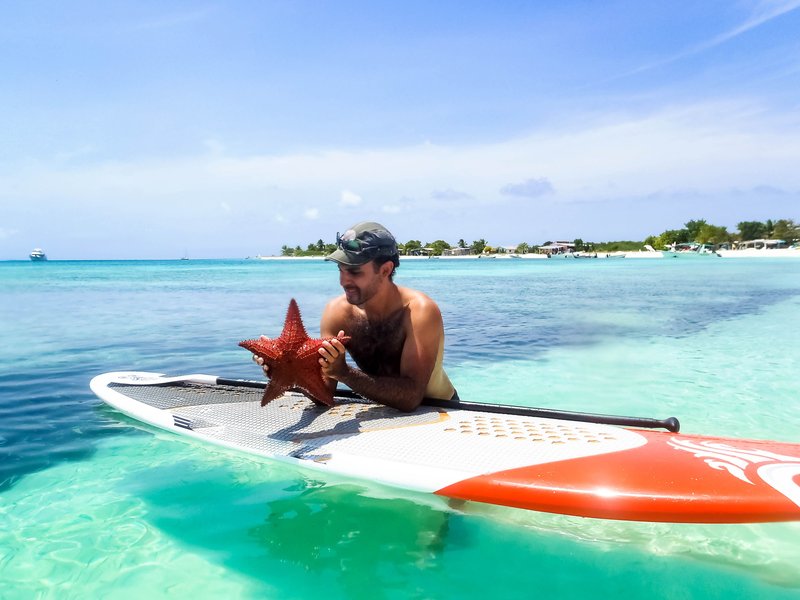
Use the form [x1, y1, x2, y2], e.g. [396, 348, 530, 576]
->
[337, 231, 366, 253]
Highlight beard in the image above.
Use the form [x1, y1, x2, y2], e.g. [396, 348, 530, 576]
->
[343, 277, 380, 306]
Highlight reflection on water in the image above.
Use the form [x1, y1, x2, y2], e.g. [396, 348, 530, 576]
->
[128, 454, 464, 599]
[249, 483, 456, 599]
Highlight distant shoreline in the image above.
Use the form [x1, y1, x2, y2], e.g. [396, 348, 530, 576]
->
[6, 249, 798, 262]
[250, 253, 549, 261]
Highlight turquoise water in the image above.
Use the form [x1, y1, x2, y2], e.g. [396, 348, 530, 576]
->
[1, 257, 799, 599]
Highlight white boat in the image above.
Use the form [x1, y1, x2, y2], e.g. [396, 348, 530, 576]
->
[664, 243, 718, 257]
[507, 253, 548, 260]
[625, 244, 664, 259]
[29, 248, 47, 261]
[717, 239, 800, 258]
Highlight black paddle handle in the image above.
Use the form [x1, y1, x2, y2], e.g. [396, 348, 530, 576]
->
[215, 377, 680, 433]
[422, 397, 680, 432]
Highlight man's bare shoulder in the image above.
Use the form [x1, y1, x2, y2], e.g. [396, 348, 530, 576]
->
[398, 287, 442, 317]
[321, 294, 356, 332]
[324, 294, 351, 313]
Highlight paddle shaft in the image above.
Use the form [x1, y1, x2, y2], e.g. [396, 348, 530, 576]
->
[215, 377, 680, 433]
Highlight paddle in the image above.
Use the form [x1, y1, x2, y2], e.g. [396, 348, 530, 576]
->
[214, 376, 681, 432]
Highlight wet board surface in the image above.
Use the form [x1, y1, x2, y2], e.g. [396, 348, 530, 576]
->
[90, 372, 800, 523]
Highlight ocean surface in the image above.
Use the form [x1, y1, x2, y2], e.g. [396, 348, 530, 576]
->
[1, 256, 799, 599]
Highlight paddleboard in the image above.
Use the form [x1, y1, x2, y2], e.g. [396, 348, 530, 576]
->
[90, 371, 800, 523]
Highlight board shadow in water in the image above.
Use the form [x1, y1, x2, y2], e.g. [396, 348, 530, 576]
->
[121, 450, 800, 600]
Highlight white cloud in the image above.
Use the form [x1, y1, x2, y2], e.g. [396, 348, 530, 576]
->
[614, 1, 800, 79]
[714, 0, 800, 47]
[4, 100, 799, 219]
[133, 7, 215, 30]
[340, 190, 362, 206]
[500, 178, 555, 198]
[220, 201, 232, 213]
[431, 188, 473, 201]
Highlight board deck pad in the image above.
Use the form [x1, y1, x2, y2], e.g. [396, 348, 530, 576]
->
[91, 372, 800, 523]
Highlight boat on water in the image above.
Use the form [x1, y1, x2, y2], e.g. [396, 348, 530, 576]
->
[29, 248, 47, 261]
[716, 239, 800, 259]
[624, 244, 665, 259]
[664, 242, 718, 257]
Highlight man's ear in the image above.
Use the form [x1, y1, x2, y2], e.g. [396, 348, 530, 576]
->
[378, 260, 394, 278]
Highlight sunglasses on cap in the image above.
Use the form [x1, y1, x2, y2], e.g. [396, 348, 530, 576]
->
[336, 230, 396, 257]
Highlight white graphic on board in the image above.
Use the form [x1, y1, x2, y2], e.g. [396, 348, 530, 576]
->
[667, 438, 800, 508]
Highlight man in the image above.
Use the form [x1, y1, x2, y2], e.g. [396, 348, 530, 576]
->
[317, 221, 456, 411]
[254, 221, 456, 411]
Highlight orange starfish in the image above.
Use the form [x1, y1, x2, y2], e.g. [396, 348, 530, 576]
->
[239, 298, 350, 406]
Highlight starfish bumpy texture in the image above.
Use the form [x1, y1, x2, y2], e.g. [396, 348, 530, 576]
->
[239, 298, 350, 406]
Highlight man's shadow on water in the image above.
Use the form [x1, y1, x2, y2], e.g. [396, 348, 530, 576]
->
[129, 462, 467, 599]
[249, 484, 460, 592]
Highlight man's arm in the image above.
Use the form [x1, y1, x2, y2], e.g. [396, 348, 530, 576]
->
[319, 296, 443, 412]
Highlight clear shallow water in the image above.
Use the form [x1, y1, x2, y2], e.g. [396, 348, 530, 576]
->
[1, 257, 799, 599]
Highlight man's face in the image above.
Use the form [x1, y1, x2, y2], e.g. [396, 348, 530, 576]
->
[338, 262, 381, 306]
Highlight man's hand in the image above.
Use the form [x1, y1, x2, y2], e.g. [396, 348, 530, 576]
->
[251, 335, 270, 377]
[319, 330, 348, 380]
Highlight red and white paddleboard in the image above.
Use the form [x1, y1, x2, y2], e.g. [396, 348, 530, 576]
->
[90, 372, 800, 523]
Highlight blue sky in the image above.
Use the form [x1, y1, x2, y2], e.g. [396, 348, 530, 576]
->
[1, 1, 799, 259]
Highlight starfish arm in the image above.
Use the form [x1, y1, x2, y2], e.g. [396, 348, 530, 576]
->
[278, 299, 310, 351]
[260, 380, 292, 405]
[294, 367, 337, 406]
[239, 337, 282, 361]
[259, 365, 296, 405]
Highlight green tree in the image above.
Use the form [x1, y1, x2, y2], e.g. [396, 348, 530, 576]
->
[661, 229, 690, 246]
[696, 224, 731, 245]
[281, 245, 294, 256]
[428, 240, 451, 256]
[404, 240, 422, 255]
[643, 235, 659, 248]
[685, 220, 707, 241]
[596, 240, 642, 252]
[470, 239, 487, 254]
[457, 239, 467, 249]
[737, 221, 766, 241]
[515, 242, 530, 254]
[573, 238, 585, 251]
[772, 219, 800, 242]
